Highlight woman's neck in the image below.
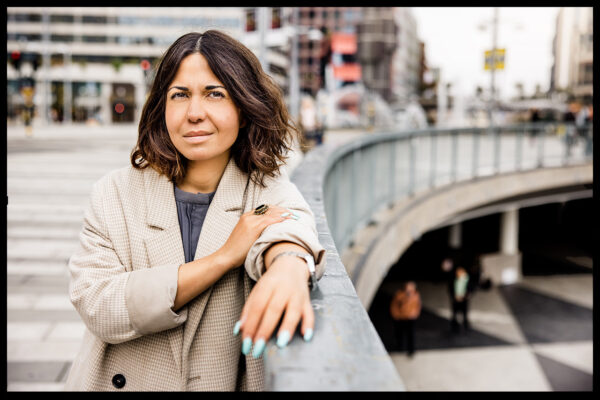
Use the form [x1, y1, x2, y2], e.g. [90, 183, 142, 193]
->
[178, 152, 230, 194]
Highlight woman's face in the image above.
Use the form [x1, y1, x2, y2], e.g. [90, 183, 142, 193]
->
[165, 53, 241, 163]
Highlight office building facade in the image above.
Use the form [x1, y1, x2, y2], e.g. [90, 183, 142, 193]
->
[7, 7, 244, 125]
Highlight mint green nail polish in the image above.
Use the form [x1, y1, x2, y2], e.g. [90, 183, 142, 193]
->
[233, 321, 241, 336]
[291, 215, 300, 220]
[242, 337, 252, 355]
[281, 212, 290, 217]
[303, 328, 314, 342]
[252, 338, 266, 358]
[277, 330, 291, 348]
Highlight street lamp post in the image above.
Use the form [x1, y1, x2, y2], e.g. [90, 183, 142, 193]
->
[489, 7, 498, 129]
[479, 7, 524, 128]
[61, 46, 73, 124]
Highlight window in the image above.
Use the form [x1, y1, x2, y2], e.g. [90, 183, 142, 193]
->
[579, 62, 593, 85]
[245, 9, 256, 32]
[51, 34, 75, 42]
[82, 15, 108, 24]
[8, 33, 41, 41]
[11, 13, 41, 22]
[50, 14, 74, 23]
[82, 35, 108, 43]
[580, 33, 593, 52]
[272, 8, 281, 29]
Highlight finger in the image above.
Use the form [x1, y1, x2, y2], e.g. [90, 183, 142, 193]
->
[300, 298, 315, 342]
[238, 282, 275, 355]
[264, 205, 295, 219]
[259, 214, 286, 230]
[275, 296, 303, 348]
[252, 291, 290, 358]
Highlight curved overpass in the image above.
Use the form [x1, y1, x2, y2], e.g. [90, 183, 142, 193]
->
[323, 123, 592, 309]
[343, 164, 592, 308]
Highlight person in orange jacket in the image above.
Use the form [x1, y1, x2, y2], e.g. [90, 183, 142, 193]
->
[390, 281, 422, 357]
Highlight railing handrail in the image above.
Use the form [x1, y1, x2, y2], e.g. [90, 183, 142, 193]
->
[261, 142, 406, 391]
[325, 122, 593, 253]
[326, 122, 592, 172]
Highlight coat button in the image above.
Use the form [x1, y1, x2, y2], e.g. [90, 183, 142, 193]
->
[112, 374, 126, 389]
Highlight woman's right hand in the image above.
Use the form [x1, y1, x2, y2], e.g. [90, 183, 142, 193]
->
[216, 205, 294, 269]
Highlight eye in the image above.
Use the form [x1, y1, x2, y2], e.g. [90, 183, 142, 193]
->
[170, 91, 189, 100]
[207, 91, 226, 99]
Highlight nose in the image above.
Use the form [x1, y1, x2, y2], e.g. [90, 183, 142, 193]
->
[187, 95, 207, 122]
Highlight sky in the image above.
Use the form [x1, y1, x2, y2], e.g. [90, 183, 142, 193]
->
[412, 7, 560, 101]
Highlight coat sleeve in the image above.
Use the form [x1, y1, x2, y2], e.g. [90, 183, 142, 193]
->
[68, 178, 187, 345]
[244, 169, 326, 282]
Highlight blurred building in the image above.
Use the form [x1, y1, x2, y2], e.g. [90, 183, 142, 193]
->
[239, 8, 291, 94]
[295, 7, 362, 96]
[7, 7, 244, 125]
[391, 8, 422, 105]
[550, 7, 593, 103]
[356, 8, 398, 103]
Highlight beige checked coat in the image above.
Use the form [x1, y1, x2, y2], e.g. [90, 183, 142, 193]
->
[64, 157, 326, 391]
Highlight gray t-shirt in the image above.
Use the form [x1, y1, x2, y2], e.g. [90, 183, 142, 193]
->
[174, 185, 216, 263]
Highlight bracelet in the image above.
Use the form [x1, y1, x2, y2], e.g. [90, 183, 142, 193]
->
[271, 251, 317, 291]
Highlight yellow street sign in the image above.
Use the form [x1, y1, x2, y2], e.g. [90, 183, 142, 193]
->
[484, 48, 505, 70]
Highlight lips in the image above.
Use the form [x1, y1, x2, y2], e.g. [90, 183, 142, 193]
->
[184, 131, 212, 137]
[182, 131, 213, 144]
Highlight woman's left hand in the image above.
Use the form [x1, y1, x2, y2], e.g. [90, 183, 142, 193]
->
[234, 253, 314, 358]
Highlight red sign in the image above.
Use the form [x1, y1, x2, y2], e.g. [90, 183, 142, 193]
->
[333, 64, 362, 81]
[331, 33, 357, 55]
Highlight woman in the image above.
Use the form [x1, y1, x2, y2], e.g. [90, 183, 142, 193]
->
[65, 30, 326, 391]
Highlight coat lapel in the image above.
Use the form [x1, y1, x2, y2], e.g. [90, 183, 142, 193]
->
[142, 167, 186, 377]
[180, 158, 252, 368]
[142, 159, 253, 383]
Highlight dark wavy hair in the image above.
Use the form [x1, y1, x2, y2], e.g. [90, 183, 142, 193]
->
[131, 30, 297, 187]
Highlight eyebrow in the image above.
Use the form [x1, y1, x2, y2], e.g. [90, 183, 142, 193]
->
[167, 85, 226, 92]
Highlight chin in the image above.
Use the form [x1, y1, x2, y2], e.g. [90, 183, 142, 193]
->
[181, 147, 230, 163]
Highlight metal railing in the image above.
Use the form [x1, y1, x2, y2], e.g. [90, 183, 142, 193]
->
[324, 122, 593, 255]
[266, 121, 591, 390]
[262, 138, 406, 391]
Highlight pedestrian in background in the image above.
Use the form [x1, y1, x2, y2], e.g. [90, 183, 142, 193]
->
[65, 30, 326, 391]
[390, 281, 422, 357]
[584, 104, 593, 157]
[529, 108, 541, 143]
[563, 103, 577, 157]
[449, 266, 472, 332]
[299, 96, 320, 148]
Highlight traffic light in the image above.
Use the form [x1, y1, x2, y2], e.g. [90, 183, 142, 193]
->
[140, 59, 151, 71]
[10, 51, 21, 71]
